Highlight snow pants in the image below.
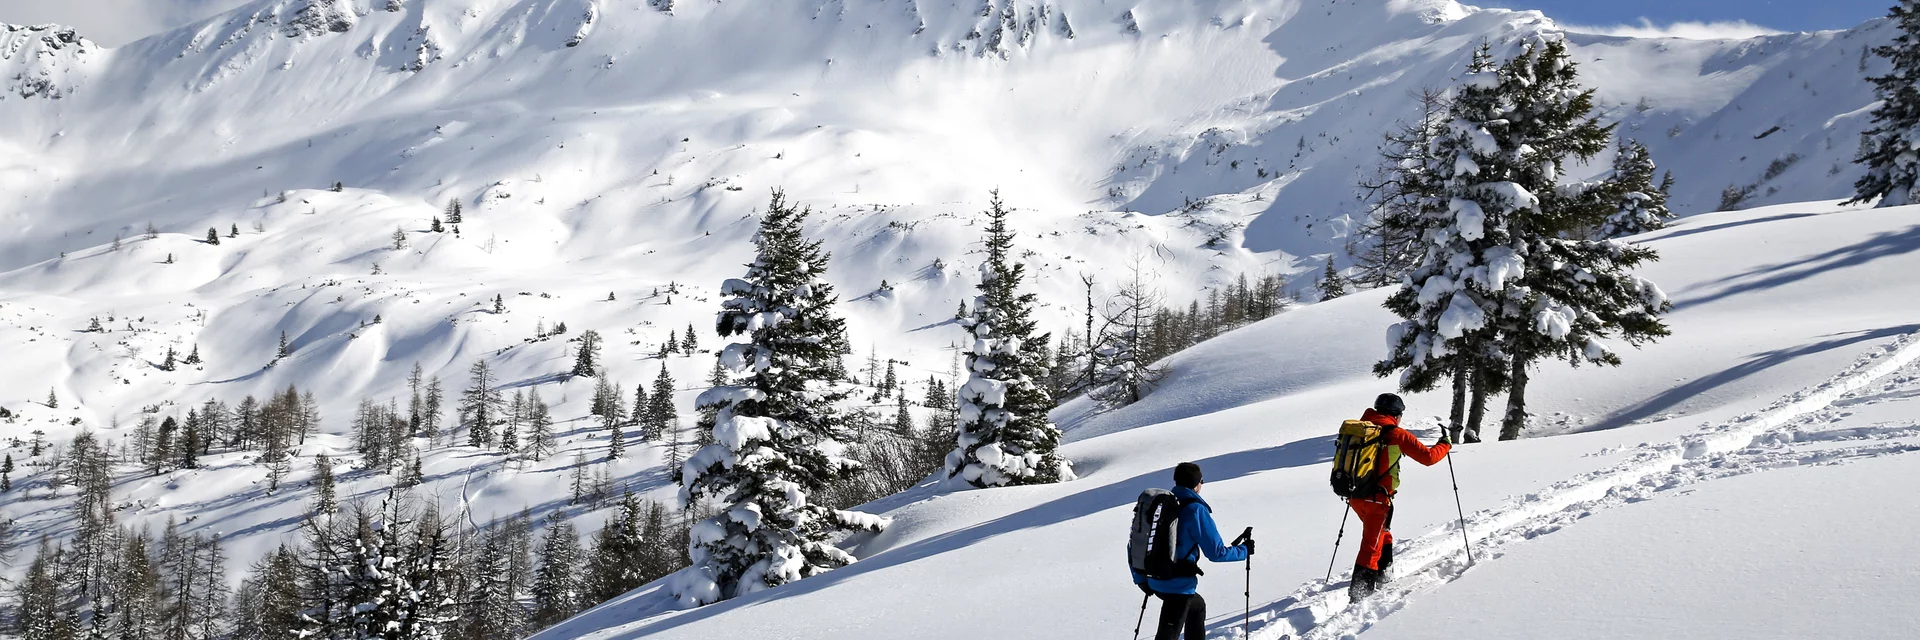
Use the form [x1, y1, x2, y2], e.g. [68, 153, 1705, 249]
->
[1351, 497, 1395, 571]
[1153, 592, 1206, 640]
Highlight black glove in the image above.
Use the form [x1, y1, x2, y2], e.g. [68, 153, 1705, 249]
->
[1437, 431, 1451, 446]
[1243, 538, 1256, 556]
[1137, 581, 1154, 595]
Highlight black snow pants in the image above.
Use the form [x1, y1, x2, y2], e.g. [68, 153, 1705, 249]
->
[1153, 592, 1206, 640]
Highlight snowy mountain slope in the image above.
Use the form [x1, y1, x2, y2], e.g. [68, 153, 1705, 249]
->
[0, 23, 94, 99]
[0, 0, 1901, 449]
[0, 0, 1901, 265]
[533, 200, 1920, 639]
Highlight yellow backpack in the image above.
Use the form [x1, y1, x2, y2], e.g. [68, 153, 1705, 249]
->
[1330, 420, 1397, 499]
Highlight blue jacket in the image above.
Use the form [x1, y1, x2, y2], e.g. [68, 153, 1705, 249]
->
[1129, 486, 1249, 595]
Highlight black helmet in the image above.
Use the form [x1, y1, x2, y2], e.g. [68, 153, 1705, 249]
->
[1373, 393, 1406, 417]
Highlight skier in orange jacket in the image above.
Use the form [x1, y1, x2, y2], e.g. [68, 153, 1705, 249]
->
[1349, 393, 1449, 599]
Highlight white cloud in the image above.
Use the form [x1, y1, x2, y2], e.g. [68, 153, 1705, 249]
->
[1562, 17, 1786, 41]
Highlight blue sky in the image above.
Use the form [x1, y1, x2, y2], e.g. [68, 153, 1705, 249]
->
[1486, 0, 1890, 33]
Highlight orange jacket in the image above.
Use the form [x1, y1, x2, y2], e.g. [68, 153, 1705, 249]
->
[1361, 409, 1450, 496]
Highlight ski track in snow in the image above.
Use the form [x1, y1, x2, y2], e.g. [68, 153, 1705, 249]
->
[1234, 330, 1920, 640]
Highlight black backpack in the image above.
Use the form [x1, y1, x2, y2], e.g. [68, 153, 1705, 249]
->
[1127, 489, 1203, 580]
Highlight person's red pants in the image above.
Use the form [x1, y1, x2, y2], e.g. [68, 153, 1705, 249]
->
[1351, 497, 1394, 570]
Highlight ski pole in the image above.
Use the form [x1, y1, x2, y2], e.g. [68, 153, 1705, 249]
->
[1241, 527, 1253, 638]
[1133, 592, 1149, 640]
[1446, 452, 1474, 567]
[1324, 501, 1350, 582]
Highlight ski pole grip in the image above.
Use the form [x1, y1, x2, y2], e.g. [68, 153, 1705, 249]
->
[1232, 526, 1253, 545]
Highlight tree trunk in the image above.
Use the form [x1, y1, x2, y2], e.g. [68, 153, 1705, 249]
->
[1500, 357, 1531, 441]
[1448, 362, 1468, 442]
[1466, 367, 1489, 443]
[1082, 275, 1096, 389]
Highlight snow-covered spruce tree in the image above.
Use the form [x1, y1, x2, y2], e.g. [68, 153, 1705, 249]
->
[304, 492, 445, 640]
[571, 330, 602, 377]
[502, 390, 524, 454]
[530, 511, 584, 628]
[593, 377, 627, 459]
[15, 537, 69, 640]
[1317, 259, 1351, 301]
[353, 398, 401, 471]
[295, 505, 348, 638]
[524, 388, 556, 461]
[1852, 0, 1920, 207]
[591, 377, 622, 427]
[64, 430, 117, 613]
[647, 365, 677, 440]
[606, 417, 627, 460]
[631, 381, 650, 433]
[461, 515, 531, 640]
[462, 360, 502, 448]
[233, 545, 303, 640]
[674, 191, 887, 606]
[312, 453, 339, 516]
[893, 390, 913, 436]
[390, 506, 460, 640]
[423, 377, 444, 446]
[156, 521, 229, 640]
[179, 410, 203, 469]
[693, 357, 726, 449]
[1596, 140, 1674, 238]
[585, 492, 661, 602]
[1473, 39, 1667, 440]
[1374, 44, 1521, 440]
[946, 192, 1074, 486]
[113, 530, 162, 640]
[194, 534, 233, 639]
[1377, 39, 1669, 441]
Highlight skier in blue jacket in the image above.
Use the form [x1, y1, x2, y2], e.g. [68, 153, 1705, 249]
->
[1130, 462, 1253, 640]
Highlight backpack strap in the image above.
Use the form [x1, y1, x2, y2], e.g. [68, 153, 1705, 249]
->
[1172, 495, 1207, 575]
[1377, 424, 1403, 494]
